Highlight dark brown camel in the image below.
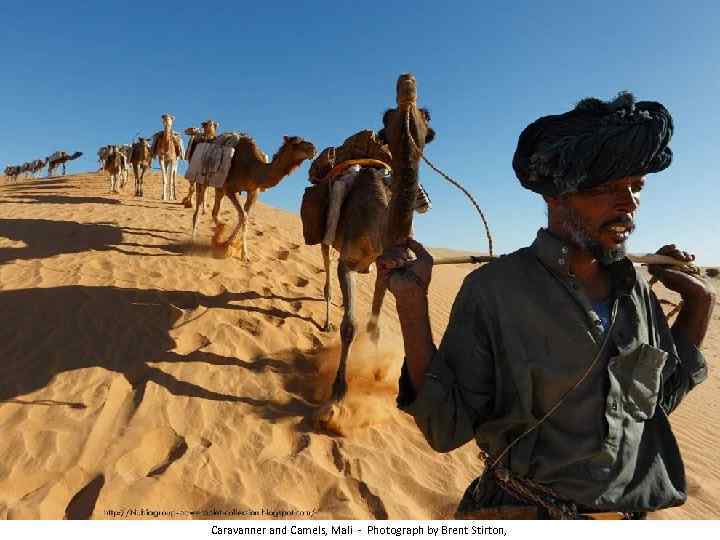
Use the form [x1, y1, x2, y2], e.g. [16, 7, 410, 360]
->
[47, 151, 83, 177]
[324, 73, 435, 403]
[130, 138, 152, 197]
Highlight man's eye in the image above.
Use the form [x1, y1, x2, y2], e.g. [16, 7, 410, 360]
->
[631, 184, 643, 193]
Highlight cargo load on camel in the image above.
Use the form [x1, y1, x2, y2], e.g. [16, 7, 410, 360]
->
[185, 132, 247, 188]
[301, 129, 431, 246]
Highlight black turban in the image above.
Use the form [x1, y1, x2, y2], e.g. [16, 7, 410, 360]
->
[512, 92, 673, 196]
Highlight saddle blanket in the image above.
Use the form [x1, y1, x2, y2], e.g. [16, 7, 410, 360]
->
[185, 142, 235, 187]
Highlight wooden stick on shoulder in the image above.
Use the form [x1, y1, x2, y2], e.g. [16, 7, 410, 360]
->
[432, 253, 697, 270]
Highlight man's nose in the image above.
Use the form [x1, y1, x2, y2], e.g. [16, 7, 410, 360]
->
[615, 187, 639, 212]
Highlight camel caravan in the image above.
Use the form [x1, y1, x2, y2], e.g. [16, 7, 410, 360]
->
[3, 151, 82, 182]
[1, 73, 441, 424]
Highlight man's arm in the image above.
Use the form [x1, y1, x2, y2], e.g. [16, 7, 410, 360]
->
[380, 239, 495, 452]
[648, 244, 715, 413]
[380, 239, 436, 392]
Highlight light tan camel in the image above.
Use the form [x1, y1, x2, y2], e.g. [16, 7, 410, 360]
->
[150, 114, 183, 201]
[192, 134, 316, 261]
[103, 146, 126, 193]
[130, 138, 152, 197]
[47, 151, 83, 176]
[182, 119, 219, 210]
[323, 73, 436, 402]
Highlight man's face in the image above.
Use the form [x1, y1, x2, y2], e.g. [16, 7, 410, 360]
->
[551, 176, 644, 262]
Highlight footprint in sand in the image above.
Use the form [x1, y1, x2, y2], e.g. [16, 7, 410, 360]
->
[277, 250, 290, 261]
[255, 230, 264, 237]
[290, 301, 302, 313]
[289, 243, 300, 250]
[295, 277, 309, 288]
[237, 316, 262, 336]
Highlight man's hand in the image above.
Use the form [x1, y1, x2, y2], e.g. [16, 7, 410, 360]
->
[648, 244, 714, 301]
[648, 244, 716, 347]
[378, 238, 434, 308]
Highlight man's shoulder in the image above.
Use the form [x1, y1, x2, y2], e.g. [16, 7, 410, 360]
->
[461, 247, 537, 293]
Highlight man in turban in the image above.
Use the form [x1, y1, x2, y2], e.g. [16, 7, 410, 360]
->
[381, 93, 716, 518]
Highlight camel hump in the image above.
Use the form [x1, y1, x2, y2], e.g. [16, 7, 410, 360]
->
[224, 133, 267, 163]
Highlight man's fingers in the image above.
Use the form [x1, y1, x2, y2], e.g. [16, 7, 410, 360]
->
[406, 238, 433, 262]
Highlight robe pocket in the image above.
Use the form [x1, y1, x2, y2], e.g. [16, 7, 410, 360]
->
[609, 344, 668, 421]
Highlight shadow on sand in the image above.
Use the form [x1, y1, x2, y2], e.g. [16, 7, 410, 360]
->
[0, 218, 192, 263]
[0, 284, 332, 426]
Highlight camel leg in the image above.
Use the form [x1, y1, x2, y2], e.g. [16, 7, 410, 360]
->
[133, 164, 139, 196]
[222, 191, 247, 254]
[211, 188, 223, 227]
[322, 243, 334, 332]
[170, 159, 178, 200]
[366, 271, 388, 344]
[158, 158, 166, 200]
[159, 158, 169, 201]
[330, 261, 356, 401]
[183, 182, 195, 209]
[240, 190, 258, 261]
[191, 183, 206, 242]
[139, 165, 145, 197]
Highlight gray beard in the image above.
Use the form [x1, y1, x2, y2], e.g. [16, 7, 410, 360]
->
[556, 205, 628, 265]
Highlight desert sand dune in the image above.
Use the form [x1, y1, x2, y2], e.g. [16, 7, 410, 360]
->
[0, 172, 717, 519]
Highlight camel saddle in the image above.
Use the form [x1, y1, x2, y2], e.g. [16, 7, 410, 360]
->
[308, 130, 391, 183]
[302, 130, 391, 246]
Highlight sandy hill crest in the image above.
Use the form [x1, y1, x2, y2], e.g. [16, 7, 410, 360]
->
[0, 172, 717, 519]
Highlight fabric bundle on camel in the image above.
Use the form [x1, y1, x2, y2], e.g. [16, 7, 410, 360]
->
[185, 142, 235, 187]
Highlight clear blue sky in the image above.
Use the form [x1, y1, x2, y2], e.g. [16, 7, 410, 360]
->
[2, 1, 718, 264]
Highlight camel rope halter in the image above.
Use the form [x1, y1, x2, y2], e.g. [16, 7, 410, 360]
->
[402, 103, 495, 256]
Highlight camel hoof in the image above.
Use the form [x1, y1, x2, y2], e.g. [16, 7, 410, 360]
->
[313, 401, 348, 435]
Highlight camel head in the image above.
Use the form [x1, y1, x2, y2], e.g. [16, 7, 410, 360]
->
[161, 113, 175, 131]
[202, 119, 219, 138]
[272, 136, 316, 174]
[378, 73, 436, 166]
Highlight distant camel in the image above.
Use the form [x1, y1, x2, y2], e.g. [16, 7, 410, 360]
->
[325, 73, 435, 402]
[26, 158, 47, 177]
[103, 146, 127, 193]
[182, 119, 219, 210]
[191, 134, 315, 261]
[130, 137, 152, 197]
[3, 165, 21, 182]
[150, 114, 184, 201]
[47, 151, 83, 176]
